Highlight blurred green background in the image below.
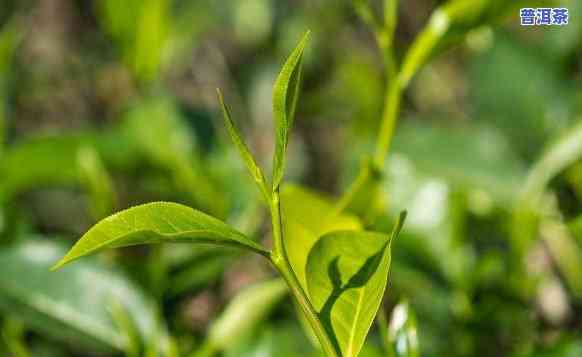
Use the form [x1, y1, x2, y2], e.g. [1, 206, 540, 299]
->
[1, 0, 582, 356]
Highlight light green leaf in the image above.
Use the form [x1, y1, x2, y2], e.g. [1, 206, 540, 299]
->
[305, 212, 406, 357]
[387, 301, 419, 357]
[272, 31, 310, 190]
[217, 89, 270, 202]
[281, 184, 362, 291]
[52, 202, 267, 270]
[206, 279, 287, 351]
[0, 240, 156, 352]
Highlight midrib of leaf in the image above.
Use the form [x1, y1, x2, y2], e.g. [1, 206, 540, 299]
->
[346, 288, 366, 357]
[53, 229, 264, 270]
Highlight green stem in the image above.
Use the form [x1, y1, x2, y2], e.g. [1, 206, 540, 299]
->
[338, 6, 451, 213]
[378, 0, 399, 81]
[373, 79, 402, 167]
[269, 190, 340, 357]
[374, 7, 451, 166]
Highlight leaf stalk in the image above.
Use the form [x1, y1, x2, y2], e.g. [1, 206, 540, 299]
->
[269, 189, 340, 357]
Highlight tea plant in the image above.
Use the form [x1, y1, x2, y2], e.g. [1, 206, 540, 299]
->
[29, 0, 582, 355]
[53, 32, 407, 357]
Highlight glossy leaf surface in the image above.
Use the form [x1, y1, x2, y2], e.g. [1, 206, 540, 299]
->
[53, 202, 266, 269]
[272, 31, 310, 190]
[305, 212, 406, 357]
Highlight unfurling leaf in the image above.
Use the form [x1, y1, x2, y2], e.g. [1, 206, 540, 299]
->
[272, 31, 310, 190]
[216, 89, 270, 202]
[52, 202, 267, 270]
[305, 212, 406, 357]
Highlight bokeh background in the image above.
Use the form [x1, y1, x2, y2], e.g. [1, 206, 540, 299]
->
[1, 0, 582, 356]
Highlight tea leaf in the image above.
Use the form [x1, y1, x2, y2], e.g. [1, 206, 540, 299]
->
[206, 279, 287, 351]
[281, 184, 362, 291]
[272, 31, 310, 190]
[305, 212, 406, 357]
[217, 89, 270, 202]
[0, 240, 157, 352]
[52, 202, 267, 270]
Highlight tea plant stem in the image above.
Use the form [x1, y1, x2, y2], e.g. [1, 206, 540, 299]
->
[375, 9, 448, 166]
[336, 7, 451, 214]
[373, 79, 402, 167]
[377, 0, 399, 81]
[269, 190, 340, 357]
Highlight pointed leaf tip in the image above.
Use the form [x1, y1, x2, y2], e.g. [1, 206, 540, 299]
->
[394, 210, 407, 235]
[302, 209, 406, 356]
[216, 89, 270, 202]
[272, 30, 311, 190]
[51, 202, 268, 271]
[306, 229, 399, 357]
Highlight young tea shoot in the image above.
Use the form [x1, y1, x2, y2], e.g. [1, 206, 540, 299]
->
[53, 31, 407, 357]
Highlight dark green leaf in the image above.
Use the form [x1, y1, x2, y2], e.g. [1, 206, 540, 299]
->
[272, 31, 310, 190]
[52, 202, 267, 270]
[0, 240, 156, 352]
[305, 212, 406, 357]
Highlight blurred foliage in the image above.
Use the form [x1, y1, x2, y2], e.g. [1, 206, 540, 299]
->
[0, 0, 582, 356]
